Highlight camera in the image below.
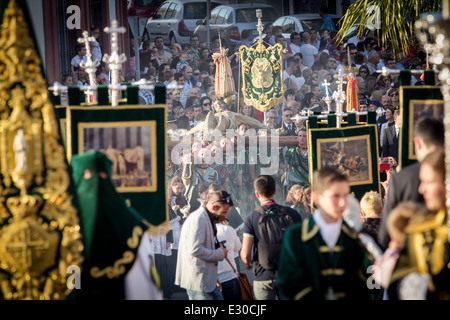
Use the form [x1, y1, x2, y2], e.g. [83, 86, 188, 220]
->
[216, 240, 226, 249]
[379, 157, 390, 171]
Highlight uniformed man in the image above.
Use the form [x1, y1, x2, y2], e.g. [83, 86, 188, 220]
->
[281, 127, 310, 194]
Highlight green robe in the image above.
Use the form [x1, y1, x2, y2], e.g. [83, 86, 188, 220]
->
[283, 146, 310, 189]
[277, 215, 371, 300]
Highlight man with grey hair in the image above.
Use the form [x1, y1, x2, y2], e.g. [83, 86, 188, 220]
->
[265, 109, 279, 129]
[367, 51, 380, 76]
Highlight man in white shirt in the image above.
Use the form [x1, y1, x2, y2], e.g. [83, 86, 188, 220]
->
[288, 32, 301, 55]
[299, 32, 318, 68]
[283, 57, 305, 90]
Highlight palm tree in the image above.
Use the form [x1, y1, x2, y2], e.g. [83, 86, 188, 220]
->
[335, 0, 441, 57]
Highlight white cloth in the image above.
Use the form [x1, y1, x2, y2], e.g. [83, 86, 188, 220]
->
[313, 209, 342, 249]
[216, 223, 242, 283]
[299, 44, 318, 68]
[124, 232, 164, 300]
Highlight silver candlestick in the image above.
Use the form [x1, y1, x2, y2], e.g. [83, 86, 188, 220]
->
[332, 69, 347, 128]
[103, 20, 127, 107]
[322, 78, 333, 113]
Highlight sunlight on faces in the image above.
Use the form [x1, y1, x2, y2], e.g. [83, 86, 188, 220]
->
[314, 181, 350, 222]
[172, 182, 183, 196]
[297, 130, 307, 148]
[210, 203, 232, 219]
[419, 163, 445, 212]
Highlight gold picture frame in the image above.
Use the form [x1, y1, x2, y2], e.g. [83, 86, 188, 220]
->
[316, 135, 373, 186]
[77, 121, 158, 193]
[408, 99, 444, 160]
[308, 124, 380, 200]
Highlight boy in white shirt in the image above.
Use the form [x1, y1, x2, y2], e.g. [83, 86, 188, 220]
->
[278, 167, 371, 300]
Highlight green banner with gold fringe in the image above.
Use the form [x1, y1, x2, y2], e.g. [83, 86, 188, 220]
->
[240, 42, 284, 112]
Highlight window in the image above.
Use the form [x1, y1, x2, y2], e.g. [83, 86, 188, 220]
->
[236, 8, 278, 23]
[153, 2, 169, 19]
[133, 0, 166, 7]
[283, 18, 294, 33]
[212, 8, 227, 24]
[165, 2, 177, 19]
[183, 3, 209, 20]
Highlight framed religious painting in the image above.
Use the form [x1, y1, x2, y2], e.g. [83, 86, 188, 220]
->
[399, 86, 443, 169]
[66, 105, 167, 226]
[308, 124, 381, 201]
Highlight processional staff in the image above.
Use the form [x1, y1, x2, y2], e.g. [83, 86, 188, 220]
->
[322, 78, 333, 113]
[103, 20, 127, 107]
[78, 30, 100, 103]
[332, 68, 347, 128]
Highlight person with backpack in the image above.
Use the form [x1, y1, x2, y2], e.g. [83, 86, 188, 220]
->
[240, 175, 302, 300]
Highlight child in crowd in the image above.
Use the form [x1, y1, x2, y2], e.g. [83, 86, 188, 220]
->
[176, 52, 189, 73]
[360, 190, 383, 246]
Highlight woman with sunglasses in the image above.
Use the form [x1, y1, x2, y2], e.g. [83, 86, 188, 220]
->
[358, 65, 370, 80]
[200, 96, 212, 112]
[388, 88, 399, 109]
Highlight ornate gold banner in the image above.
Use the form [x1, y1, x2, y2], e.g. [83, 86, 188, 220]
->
[240, 41, 284, 112]
[0, 0, 83, 300]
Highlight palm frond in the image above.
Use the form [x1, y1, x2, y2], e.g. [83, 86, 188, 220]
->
[336, 0, 441, 57]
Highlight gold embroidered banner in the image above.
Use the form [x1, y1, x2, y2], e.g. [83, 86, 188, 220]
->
[239, 42, 284, 112]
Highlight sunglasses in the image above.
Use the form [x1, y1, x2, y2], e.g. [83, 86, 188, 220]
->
[390, 93, 398, 97]
[360, 70, 368, 73]
[194, 72, 200, 76]
[193, 102, 201, 107]
[203, 102, 211, 106]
